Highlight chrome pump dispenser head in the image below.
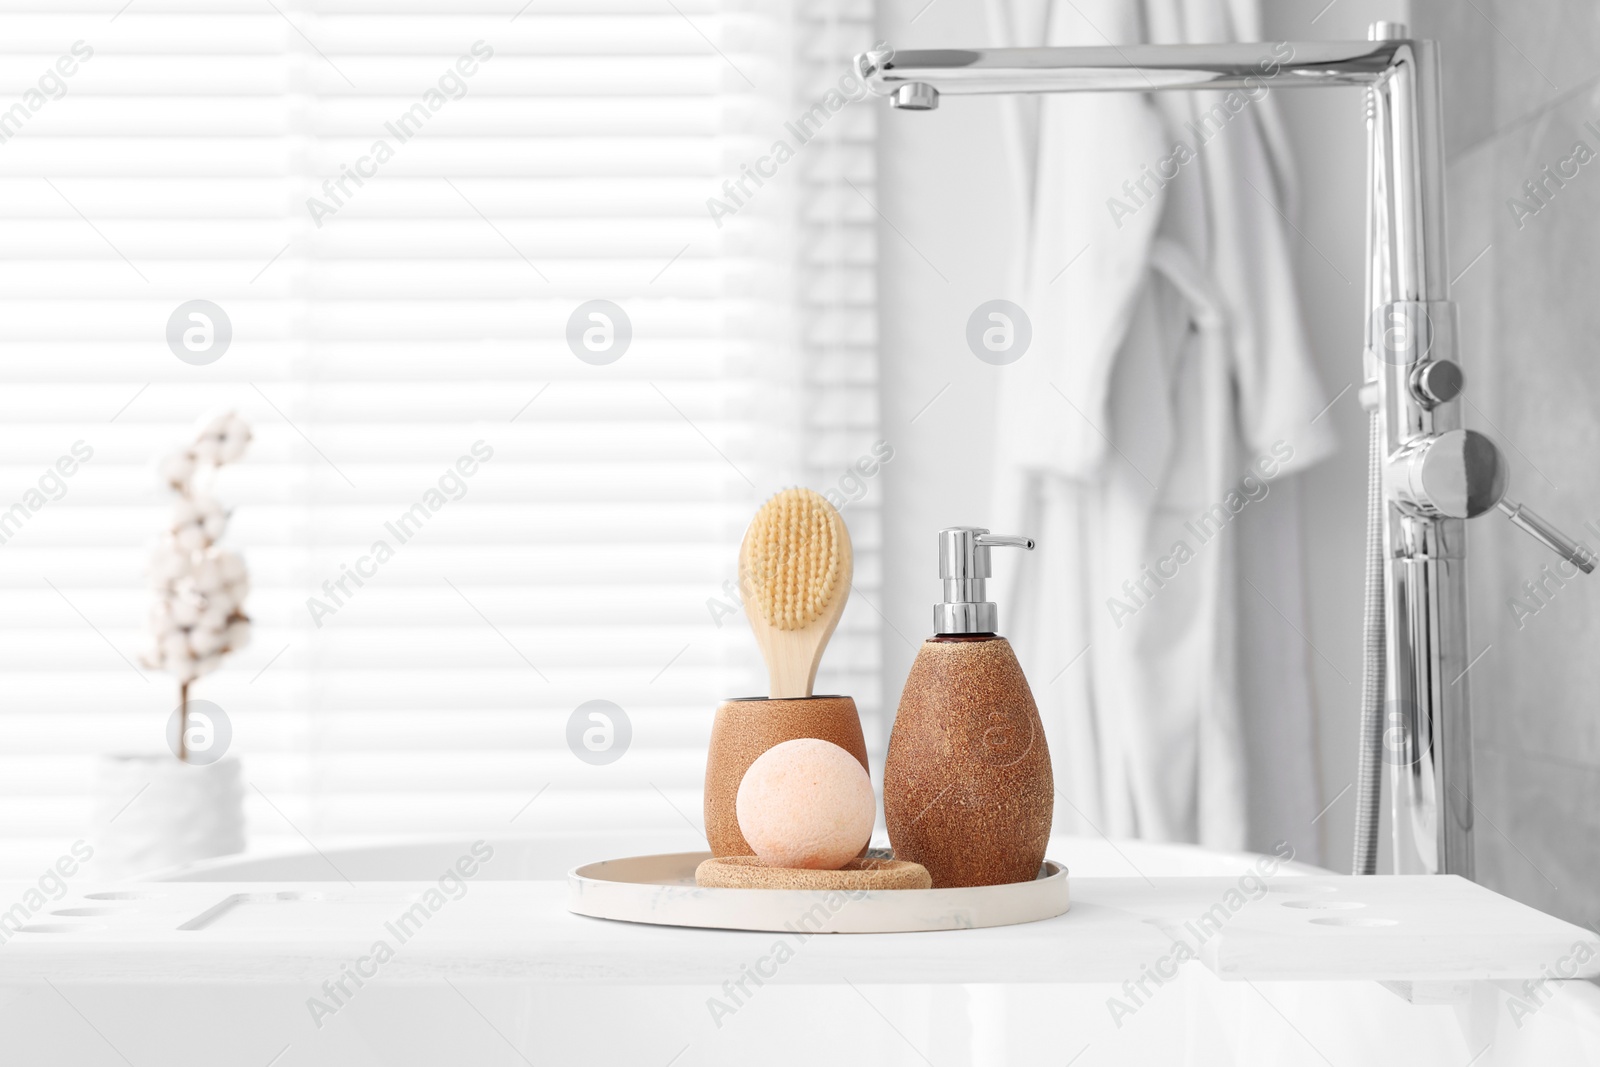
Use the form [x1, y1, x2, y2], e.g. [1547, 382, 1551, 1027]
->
[934, 527, 1035, 635]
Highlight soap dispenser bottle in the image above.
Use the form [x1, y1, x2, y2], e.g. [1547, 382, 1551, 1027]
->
[884, 527, 1053, 888]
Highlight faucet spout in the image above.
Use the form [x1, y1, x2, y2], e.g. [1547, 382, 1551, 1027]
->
[855, 40, 1402, 102]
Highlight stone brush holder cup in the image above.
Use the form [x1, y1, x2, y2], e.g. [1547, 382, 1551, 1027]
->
[706, 488, 867, 857]
[702, 695, 868, 856]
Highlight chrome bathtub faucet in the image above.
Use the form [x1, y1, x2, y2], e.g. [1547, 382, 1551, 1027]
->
[856, 23, 1591, 879]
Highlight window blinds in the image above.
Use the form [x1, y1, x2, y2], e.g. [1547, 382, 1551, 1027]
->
[0, 0, 879, 872]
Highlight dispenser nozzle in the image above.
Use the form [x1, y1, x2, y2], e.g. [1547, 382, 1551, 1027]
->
[935, 527, 1034, 635]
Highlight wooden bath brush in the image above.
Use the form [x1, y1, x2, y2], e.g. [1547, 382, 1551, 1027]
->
[739, 487, 852, 698]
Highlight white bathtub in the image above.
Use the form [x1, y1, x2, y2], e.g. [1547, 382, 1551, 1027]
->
[145, 833, 1600, 1066]
[0, 834, 1591, 1067]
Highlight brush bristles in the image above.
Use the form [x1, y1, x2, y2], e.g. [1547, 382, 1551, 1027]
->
[743, 488, 842, 631]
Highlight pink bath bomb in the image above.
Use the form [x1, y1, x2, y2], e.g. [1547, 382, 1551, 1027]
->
[736, 738, 875, 870]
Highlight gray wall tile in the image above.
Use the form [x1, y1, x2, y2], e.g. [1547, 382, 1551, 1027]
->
[1486, 0, 1600, 130]
[1423, 0, 1600, 925]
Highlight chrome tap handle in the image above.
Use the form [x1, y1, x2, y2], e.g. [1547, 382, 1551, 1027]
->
[1497, 499, 1597, 575]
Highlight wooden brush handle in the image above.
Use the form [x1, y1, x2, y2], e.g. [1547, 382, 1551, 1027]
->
[762, 627, 832, 699]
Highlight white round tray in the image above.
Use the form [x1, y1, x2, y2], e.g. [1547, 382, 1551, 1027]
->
[567, 851, 1069, 933]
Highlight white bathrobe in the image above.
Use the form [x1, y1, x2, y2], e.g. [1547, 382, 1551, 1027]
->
[988, 0, 1337, 850]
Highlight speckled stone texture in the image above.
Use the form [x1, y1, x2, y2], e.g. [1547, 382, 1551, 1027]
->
[884, 637, 1053, 888]
[703, 695, 868, 857]
[694, 855, 931, 890]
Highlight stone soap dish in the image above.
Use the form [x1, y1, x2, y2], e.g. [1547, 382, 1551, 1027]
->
[568, 851, 1069, 933]
[695, 855, 933, 891]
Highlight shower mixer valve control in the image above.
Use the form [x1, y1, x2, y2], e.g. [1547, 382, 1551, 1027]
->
[1389, 428, 1506, 520]
[1386, 400, 1594, 573]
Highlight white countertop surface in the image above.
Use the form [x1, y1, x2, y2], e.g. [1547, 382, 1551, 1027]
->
[3, 873, 1594, 986]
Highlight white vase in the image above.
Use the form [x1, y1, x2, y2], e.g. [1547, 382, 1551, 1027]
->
[92, 754, 246, 878]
